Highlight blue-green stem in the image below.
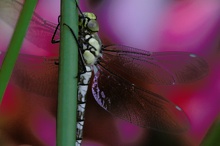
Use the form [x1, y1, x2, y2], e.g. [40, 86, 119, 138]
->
[57, 0, 78, 145]
[0, 0, 37, 104]
[200, 117, 220, 146]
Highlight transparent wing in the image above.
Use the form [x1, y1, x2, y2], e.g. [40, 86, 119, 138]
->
[0, 0, 22, 28]
[0, 52, 59, 97]
[26, 7, 60, 52]
[92, 64, 190, 132]
[101, 45, 208, 86]
[0, 0, 59, 97]
[0, 0, 59, 53]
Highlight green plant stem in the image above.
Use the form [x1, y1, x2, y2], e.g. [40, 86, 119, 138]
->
[57, 0, 78, 145]
[0, 0, 37, 104]
[200, 117, 220, 146]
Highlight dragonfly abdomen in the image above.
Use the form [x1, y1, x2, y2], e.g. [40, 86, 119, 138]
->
[77, 66, 92, 146]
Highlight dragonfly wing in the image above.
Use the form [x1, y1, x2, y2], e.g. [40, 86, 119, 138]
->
[0, 0, 59, 97]
[0, 52, 59, 97]
[27, 10, 60, 52]
[101, 45, 208, 85]
[0, 0, 22, 28]
[0, 0, 59, 53]
[92, 64, 190, 132]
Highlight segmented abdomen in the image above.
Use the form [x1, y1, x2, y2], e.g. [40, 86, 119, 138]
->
[76, 66, 92, 146]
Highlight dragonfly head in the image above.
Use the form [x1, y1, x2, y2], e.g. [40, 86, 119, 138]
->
[79, 12, 99, 33]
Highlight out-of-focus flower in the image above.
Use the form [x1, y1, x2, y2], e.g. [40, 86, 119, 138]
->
[0, 0, 220, 145]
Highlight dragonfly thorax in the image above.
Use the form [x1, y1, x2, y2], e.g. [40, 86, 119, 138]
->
[80, 32, 102, 66]
[79, 12, 102, 66]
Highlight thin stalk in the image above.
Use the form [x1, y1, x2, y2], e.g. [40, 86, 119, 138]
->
[0, 0, 37, 103]
[57, 0, 78, 145]
[200, 117, 220, 146]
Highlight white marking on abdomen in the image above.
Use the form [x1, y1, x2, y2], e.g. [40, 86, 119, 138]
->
[76, 66, 92, 146]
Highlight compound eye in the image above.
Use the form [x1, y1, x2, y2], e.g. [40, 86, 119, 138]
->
[84, 12, 97, 20]
[87, 19, 99, 32]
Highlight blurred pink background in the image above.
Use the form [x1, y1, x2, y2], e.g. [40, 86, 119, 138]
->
[0, 0, 220, 145]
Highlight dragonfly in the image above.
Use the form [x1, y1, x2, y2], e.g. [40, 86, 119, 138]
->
[51, 8, 103, 145]
[0, 0, 209, 146]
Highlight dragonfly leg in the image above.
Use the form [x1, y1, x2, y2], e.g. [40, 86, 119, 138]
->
[75, 0, 84, 16]
[54, 61, 59, 65]
[52, 0, 82, 44]
[63, 23, 87, 74]
[51, 15, 61, 44]
[51, 15, 87, 74]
